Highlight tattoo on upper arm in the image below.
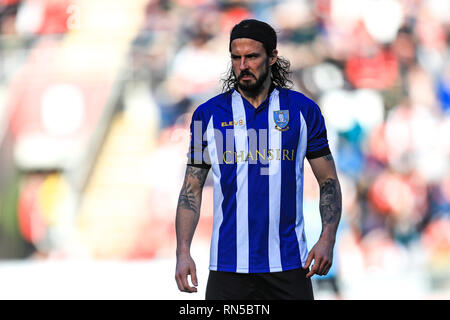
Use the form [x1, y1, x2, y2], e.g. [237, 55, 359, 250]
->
[319, 178, 342, 225]
[177, 166, 209, 213]
[323, 154, 333, 161]
[186, 166, 209, 187]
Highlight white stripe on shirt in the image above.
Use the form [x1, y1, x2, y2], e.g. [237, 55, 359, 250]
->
[295, 111, 309, 266]
[231, 91, 249, 273]
[267, 89, 283, 272]
[206, 115, 223, 270]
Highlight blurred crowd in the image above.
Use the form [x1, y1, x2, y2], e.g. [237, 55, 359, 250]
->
[1, 0, 449, 298]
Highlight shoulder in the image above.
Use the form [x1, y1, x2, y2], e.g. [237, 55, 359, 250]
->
[279, 88, 320, 117]
[282, 88, 317, 108]
[193, 91, 232, 118]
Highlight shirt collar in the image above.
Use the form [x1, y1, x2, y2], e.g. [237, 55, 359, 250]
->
[233, 83, 278, 110]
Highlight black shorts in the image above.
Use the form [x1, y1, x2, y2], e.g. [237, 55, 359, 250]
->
[205, 268, 314, 300]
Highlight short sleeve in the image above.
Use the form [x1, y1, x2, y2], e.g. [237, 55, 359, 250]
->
[305, 102, 330, 159]
[187, 107, 211, 168]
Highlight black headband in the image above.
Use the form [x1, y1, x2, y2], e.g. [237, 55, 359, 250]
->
[229, 19, 277, 53]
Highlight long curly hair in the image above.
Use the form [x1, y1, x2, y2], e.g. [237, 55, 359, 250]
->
[221, 53, 294, 92]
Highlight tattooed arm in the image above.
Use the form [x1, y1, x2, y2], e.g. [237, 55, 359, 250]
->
[304, 153, 342, 278]
[175, 165, 210, 293]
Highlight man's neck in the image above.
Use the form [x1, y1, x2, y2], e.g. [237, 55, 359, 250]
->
[237, 78, 273, 108]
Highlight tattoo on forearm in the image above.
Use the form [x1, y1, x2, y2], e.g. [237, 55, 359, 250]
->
[319, 178, 342, 226]
[177, 166, 209, 213]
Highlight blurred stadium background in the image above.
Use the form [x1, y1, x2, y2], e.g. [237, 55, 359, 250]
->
[0, 0, 449, 299]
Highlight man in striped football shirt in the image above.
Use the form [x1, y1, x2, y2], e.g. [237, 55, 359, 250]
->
[175, 19, 342, 300]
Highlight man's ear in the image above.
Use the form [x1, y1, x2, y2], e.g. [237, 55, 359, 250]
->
[269, 49, 278, 66]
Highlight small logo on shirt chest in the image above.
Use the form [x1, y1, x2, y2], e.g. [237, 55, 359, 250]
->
[274, 110, 289, 131]
[221, 119, 244, 127]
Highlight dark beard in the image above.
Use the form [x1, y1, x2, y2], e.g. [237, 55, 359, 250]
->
[235, 61, 270, 97]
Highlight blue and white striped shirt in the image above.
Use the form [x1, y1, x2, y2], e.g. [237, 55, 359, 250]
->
[188, 86, 330, 273]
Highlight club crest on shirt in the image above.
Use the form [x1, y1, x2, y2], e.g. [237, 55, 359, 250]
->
[274, 110, 289, 131]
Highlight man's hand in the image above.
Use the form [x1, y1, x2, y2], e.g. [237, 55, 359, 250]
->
[175, 253, 198, 293]
[303, 237, 334, 278]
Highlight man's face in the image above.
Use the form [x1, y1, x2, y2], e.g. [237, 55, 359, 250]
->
[230, 38, 277, 93]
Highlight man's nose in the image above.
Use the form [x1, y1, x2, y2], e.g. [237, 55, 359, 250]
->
[239, 57, 248, 70]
